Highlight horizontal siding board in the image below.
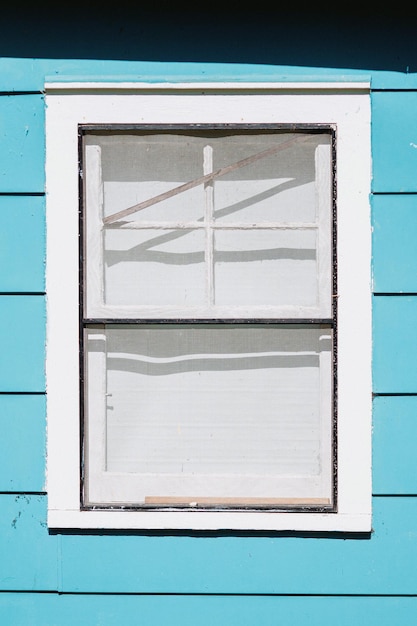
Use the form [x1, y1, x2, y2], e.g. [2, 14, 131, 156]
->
[0, 58, 44, 92]
[0, 395, 45, 492]
[0, 94, 44, 193]
[373, 396, 417, 494]
[373, 295, 417, 393]
[1, 593, 417, 626]
[371, 91, 417, 193]
[371, 71, 417, 90]
[372, 194, 417, 293]
[0, 496, 57, 590]
[0, 296, 45, 392]
[2, 56, 416, 93]
[0, 57, 371, 92]
[0, 196, 45, 292]
[58, 497, 417, 595]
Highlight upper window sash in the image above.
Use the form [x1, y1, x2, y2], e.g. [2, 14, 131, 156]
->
[83, 127, 333, 320]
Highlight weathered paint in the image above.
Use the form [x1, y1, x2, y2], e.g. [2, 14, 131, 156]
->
[0, 496, 57, 591]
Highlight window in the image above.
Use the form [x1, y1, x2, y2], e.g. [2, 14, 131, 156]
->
[83, 127, 333, 511]
[45, 82, 372, 531]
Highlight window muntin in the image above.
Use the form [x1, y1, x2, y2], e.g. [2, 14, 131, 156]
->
[81, 127, 335, 510]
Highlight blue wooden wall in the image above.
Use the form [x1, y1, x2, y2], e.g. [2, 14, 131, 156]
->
[1, 9, 417, 624]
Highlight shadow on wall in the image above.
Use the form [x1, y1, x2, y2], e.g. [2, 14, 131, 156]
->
[0, 4, 416, 71]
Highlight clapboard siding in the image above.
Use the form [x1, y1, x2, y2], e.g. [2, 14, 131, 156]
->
[0, 495, 57, 591]
[0, 95, 44, 193]
[55, 497, 416, 595]
[0, 395, 46, 493]
[371, 91, 417, 193]
[373, 296, 417, 393]
[373, 396, 417, 495]
[0, 196, 45, 293]
[3, 497, 417, 594]
[1, 593, 417, 626]
[0, 296, 45, 392]
[372, 194, 417, 293]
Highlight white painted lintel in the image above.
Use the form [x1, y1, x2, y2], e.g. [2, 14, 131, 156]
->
[44, 81, 371, 94]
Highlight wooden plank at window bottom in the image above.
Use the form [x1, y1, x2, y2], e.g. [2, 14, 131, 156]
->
[144, 497, 331, 506]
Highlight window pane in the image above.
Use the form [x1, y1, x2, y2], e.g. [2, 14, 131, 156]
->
[85, 133, 207, 222]
[85, 325, 333, 505]
[214, 228, 318, 307]
[213, 134, 329, 224]
[103, 228, 206, 306]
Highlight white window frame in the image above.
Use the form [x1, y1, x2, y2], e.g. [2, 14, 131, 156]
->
[45, 82, 372, 531]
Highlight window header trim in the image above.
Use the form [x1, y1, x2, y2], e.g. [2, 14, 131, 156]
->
[45, 80, 371, 95]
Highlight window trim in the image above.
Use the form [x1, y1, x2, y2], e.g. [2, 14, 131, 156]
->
[45, 82, 372, 531]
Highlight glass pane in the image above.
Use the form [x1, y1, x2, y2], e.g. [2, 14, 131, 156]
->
[212, 133, 330, 224]
[104, 228, 206, 306]
[85, 133, 207, 222]
[86, 325, 332, 503]
[214, 229, 318, 307]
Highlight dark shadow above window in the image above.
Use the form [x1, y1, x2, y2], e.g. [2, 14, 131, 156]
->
[0, 6, 415, 72]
